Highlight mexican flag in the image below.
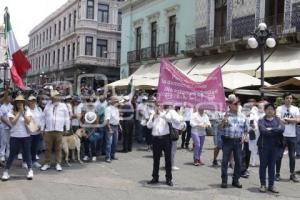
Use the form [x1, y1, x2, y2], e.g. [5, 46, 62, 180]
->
[127, 77, 134, 100]
[4, 8, 31, 89]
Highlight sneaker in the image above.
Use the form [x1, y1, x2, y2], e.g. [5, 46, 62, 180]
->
[194, 160, 200, 166]
[275, 174, 281, 181]
[40, 164, 51, 171]
[268, 186, 279, 193]
[259, 185, 266, 193]
[147, 178, 159, 184]
[1, 171, 10, 181]
[198, 160, 205, 166]
[55, 164, 62, 171]
[290, 174, 299, 183]
[221, 182, 227, 188]
[17, 153, 23, 160]
[105, 159, 111, 163]
[172, 166, 180, 171]
[0, 156, 5, 162]
[27, 169, 33, 180]
[83, 156, 89, 161]
[22, 162, 28, 169]
[92, 156, 97, 162]
[33, 162, 42, 168]
[232, 181, 243, 188]
[212, 160, 218, 167]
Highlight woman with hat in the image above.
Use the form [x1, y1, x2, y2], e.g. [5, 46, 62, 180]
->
[27, 95, 45, 168]
[2, 95, 34, 181]
[83, 109, 100, 162]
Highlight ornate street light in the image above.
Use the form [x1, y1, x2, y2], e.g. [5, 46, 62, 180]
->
[248, 22, 276, 97]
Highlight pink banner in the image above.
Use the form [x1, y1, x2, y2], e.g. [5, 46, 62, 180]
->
[157, 58, 226, 111]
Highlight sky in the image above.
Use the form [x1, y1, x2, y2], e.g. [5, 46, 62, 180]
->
[0, 0, 68, 47]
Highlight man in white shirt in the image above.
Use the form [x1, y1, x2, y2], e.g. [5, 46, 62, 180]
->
[105, 96, 120, 163]
[147, 104, 173, 186]
[41, 90, 70, 172]
[181, 105, 193, 149]
[276, 93, 300, 182]
[0, 93, 13, 161]
[136, 96, 148, 143]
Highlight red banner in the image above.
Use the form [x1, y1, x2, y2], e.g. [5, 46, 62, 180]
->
[157, 58, 226, 111]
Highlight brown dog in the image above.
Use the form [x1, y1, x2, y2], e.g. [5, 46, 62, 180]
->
[62, 128, 87, 166]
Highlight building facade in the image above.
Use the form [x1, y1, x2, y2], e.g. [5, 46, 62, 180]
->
[120, 0, 196, 79]
[27, 0, 125, 90]
[187, 0, 300, 58]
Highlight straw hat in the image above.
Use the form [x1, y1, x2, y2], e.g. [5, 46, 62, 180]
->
[28, 96, 37, 101]
[50, 90, 60, 97]
[15, 95, 25, 101]
[84, 111, 97, 124]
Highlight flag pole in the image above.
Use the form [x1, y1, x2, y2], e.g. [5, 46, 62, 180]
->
[3, 7, 9, 90]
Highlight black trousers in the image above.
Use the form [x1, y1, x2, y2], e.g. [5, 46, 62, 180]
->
[181, 121, 191, 147]
[121, 120, 134, 152]
[241, 142, 251, 174]
[152, 135, 172, 181]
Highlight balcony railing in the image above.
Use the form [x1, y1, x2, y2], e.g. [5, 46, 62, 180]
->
[128, 42, 179, 63]
[186, 12, 300, 51]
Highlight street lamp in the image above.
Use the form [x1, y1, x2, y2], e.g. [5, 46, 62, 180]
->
[248, 22, 276, 97]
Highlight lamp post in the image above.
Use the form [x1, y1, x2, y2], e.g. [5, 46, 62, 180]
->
[248, 23, 276, 97]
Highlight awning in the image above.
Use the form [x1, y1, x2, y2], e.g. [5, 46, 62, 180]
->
[222, 72, 271, 90]
[234, 89, 282, 97]
[266, 77, 300, 89]
[188, 53, 232, 76]
[256, 45, 300, 78]
[222, 49, 273, 76]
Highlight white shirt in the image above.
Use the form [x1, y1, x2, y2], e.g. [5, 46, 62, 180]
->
[182, 107, 193, 121]
[44, 102, 70, 132]
[147, 111, 169, 136]
[105, 105, 120, 125]
[166, 109, 185, 130]
[0, 103, 13, 129]
[8, 109, 32, 138]
[27, 106, 45, 135]
[190, 112, 211, 136]
[72, 105, 82, 126]
[137, 103, 147, 123]
[276, 105, 300, 137]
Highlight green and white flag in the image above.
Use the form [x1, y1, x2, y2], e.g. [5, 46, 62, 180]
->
[127, 77, 134, 100]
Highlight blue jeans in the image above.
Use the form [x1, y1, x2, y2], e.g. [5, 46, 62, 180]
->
[106, 125, 119, 160]
[276, 137, 296, 174]
[221, 137, 242, 183]
[296, 126, 300, 155]
[31, 134, 42, 162]
[6, 137, 32, 170]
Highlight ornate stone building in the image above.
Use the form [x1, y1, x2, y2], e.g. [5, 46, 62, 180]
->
[27, 0, 125, 90]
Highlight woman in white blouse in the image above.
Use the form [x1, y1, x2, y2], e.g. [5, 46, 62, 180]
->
[190, 106, 211, 166]
[2, 95, 33, 181]
[27, 95, 45, 168]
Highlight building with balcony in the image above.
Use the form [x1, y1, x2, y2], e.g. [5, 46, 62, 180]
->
[27, 0, 125, 90]
[185, 0, 300, 82]
[119, 0, 197, 79]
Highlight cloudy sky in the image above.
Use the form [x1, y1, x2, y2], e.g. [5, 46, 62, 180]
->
[0, 0, 68, 47]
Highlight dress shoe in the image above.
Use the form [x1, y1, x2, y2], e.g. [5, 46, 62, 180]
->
[147, 179, 159, 184]
[232, 181, 242, 188]
[268, 186, 279, 193]
[290, 174, 299, 183]
[166, 180, 173, 186]
[221, 182, 227, 188]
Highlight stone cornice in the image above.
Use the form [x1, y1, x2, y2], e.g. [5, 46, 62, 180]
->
[147, 12, 160, 23]
[165, 4, 180, 16]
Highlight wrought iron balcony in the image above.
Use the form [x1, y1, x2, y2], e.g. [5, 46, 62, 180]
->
[127, 42, 179, 64]
[186, 12, 300, 51]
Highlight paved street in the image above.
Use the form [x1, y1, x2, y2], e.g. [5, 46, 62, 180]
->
[0, 137, 299, 200]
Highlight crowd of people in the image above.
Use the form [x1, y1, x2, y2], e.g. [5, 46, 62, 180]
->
[0, 88, 299, 193]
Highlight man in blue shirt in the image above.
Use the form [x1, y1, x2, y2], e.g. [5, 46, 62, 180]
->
[219, 99, 248, 189]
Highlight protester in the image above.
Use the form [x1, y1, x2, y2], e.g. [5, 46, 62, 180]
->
[105, 96, 120, 163]
[120, 96, 134, 153]
[2, 95, 33, 181]
[147, 104, 173, 186]
[181, 104, 193, 149]
[275, 92, 299, 182]
[220, 99, 248, 188]
[41, 90, 70, 171]
[257, 103, 285, 193]
[71, 96, 82, 133]
[190, 106, 211, 166]
[27, 95, 45, 168]
[95, 95, 107, 156]
[83, 111, 99, 162]
[0, 93, 13, 162]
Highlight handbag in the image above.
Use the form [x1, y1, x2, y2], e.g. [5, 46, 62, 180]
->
[168, 123, 180, 141]
[26, 120, 39, 134]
